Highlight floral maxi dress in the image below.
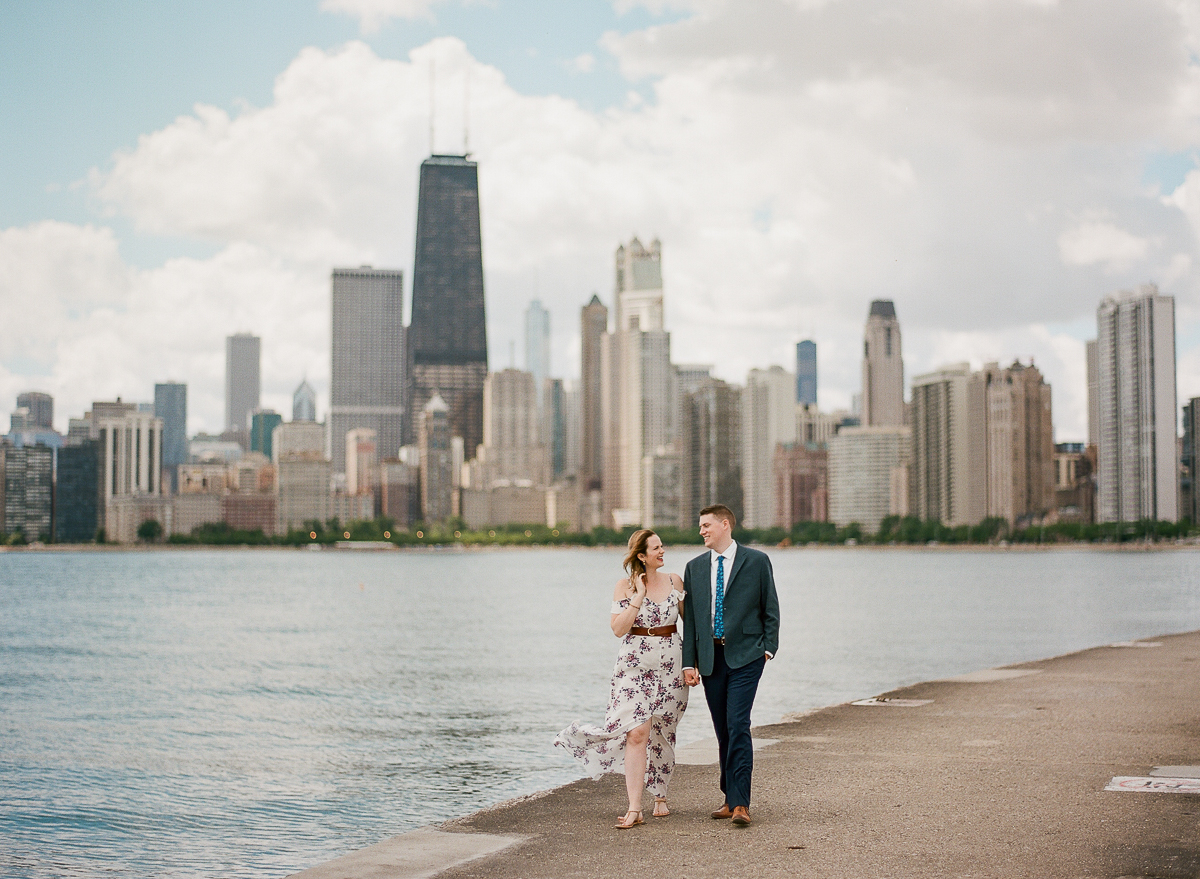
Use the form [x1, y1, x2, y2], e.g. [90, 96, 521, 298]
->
[553, 590, 689, 798]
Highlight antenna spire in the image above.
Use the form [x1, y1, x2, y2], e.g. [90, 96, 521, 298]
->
[463, 66, 470, 156]
[429, 60, 435, 154]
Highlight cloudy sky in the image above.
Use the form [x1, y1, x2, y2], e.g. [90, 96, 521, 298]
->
[3, 0, 1200, 441]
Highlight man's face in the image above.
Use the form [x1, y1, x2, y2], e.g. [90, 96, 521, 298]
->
[698, 513, 728, 549]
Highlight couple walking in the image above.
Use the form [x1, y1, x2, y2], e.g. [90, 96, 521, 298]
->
[555, 504, 781, 828]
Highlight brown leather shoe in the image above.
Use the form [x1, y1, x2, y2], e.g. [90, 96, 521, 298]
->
[710, 803, 733, 819]
[731, 805, 751, 826]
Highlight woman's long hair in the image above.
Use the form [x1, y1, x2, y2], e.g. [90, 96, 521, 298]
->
[623, 528, 658, 585]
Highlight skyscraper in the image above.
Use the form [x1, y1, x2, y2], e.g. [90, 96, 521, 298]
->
[603, 237, 674, 526]
[742, 366, 797, 528]
[1096, 284, 1178, 523]
[580, 294, 608, 491]
[972, 361, 1054, 524]
[911, 363, 974, 526]
[828, 426, 911, 532]
[293, 379, 317, 422]
[419, 392, 454, 522]
[225, 334, 261, 433]
[330, 266, 405, 474]
[680, 377, 743, 527]
[795, 340, 817, 406]
[1183, 397, 1199, 523]
[407, 155, 488, 458]
[481, 368, 546, 486]
[862, 300, 904, 426]
[250, 410, 283, 461]
[154, 382, 187, 494]
[525, 299, 550, 404]
[16, 391, 53, 430]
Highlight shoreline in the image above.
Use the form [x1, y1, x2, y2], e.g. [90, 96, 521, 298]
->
[4, 538, 1200, 554]
[290, 628, 1200, 879]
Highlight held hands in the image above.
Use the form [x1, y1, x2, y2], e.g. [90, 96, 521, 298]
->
[683, 669, 701, 687]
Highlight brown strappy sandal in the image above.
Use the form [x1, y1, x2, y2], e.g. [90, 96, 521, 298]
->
[615, 809, 644, 829]
[653, 797, 670, 817]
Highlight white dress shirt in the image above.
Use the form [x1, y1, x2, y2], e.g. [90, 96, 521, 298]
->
[710, 541, 738, 621]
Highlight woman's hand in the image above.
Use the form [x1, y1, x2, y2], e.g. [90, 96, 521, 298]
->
[632, 573, 647, 604]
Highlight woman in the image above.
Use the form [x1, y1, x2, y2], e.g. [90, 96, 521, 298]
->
[554, 529, 689, 829]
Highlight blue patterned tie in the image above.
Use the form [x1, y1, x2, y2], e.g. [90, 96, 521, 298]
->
[714, 555, 725, 640]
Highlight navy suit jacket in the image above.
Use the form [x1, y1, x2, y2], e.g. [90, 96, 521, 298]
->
[682, 544, 780, 675]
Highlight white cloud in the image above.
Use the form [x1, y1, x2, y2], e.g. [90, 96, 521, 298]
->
[7, 2, 1200, 437]
[320, 0, 442, 33]
[1058, 219, 1152, 271]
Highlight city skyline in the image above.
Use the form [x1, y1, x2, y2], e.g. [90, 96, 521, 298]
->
[4, 3, 1200, 441]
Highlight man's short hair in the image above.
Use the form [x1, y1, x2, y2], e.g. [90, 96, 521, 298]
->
[698, 504, 737, 528]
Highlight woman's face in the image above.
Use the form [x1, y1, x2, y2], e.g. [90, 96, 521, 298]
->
[641, 535, 665, 570]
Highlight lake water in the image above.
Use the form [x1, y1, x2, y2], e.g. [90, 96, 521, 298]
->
[2, 545, 1199, 877]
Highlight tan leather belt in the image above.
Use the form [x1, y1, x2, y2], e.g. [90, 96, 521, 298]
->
[629, 625, 676, 637]
[714, 637, 725, 646]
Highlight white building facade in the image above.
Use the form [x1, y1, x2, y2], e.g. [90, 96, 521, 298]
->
[1096, 285, 1178, 523]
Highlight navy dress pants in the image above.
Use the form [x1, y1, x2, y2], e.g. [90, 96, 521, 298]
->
[702, 641, 765, 809]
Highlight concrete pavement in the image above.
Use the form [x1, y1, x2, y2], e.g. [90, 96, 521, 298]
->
[291, 630, 1200, 879]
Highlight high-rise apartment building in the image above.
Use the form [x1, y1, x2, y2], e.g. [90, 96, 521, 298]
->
[602, 237, 674, 526]
[16, 392, 53, 430]
[154, 382, 187, 494]
[862, 300, 905, 427]
[914, 360, 1055, 527]
[407, 155, 488, 458]
[1096, 284, 1178, 523]
[971, 361, 1054, 524]
[580, 294, 608, 491]
[1, 442, 53, 541]
[525, 299, 550, 406]
[680, 377, 743, 526]
[911, 363, 975, 526]
[1183, 397, 1199, 523]
[795, 341, 817, 406]
[225, 334, 261, 433]
[293, 379, 317, 423]
[742, 366, 797, 528]
[480, 368, 546, 486]
[1085, 339, 1099, 447]
[828, 426, 911, 532]
[774, 443, 828, 528]
[419, 392, 454, 522]
[330, 266, 405, 477]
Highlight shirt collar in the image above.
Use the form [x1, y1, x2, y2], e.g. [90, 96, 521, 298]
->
[711, 540, 737, 562]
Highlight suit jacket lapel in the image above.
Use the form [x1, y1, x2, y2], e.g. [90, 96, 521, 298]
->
[727, 548, 748, 599]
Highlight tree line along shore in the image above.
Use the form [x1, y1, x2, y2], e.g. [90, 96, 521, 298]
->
[5, 515, 1195, 549]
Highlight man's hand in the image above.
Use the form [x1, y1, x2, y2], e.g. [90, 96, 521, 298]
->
[684, 669, 701, 687]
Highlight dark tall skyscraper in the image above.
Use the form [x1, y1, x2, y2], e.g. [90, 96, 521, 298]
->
[331, 267, 406, 474]
[55, 441, 100, 542]
[795, 340, 817, 406]
[407, 155, 488, 456]
[154, 382, 187, 494]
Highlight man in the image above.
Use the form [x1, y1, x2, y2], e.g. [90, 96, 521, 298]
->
[682, 504, 780, 826]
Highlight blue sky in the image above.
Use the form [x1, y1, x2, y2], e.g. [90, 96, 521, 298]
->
[0, 0, 672, 248]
